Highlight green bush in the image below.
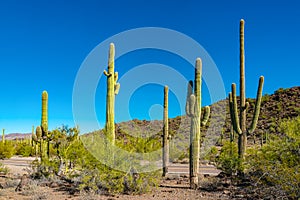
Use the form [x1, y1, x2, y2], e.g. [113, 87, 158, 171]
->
[204, 146, 218, 163]
[32, 126, 160, 195]
[0, 162, 9, 174]
[246, 117, 300, 199]
[0, 141, 15, 159]
[16, 142, 34, 157]
[216, 141, 241, 175]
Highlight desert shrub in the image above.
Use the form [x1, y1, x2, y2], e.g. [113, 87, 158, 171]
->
[0, 162, 9, 174]
[31, 126, 160, 195]
[246, 117, 300, 199]
[216, 141, 241, 175]
[0, 141, 15, 159]
[203, 146, 218, 163]
[16, 142, 34, 157]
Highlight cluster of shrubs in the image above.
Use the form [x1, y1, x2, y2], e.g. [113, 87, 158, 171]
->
[0, 126, 160, 195]
[205, 116, 300, 199]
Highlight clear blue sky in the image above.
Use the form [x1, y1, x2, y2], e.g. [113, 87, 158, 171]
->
[0, 0, 299, 134]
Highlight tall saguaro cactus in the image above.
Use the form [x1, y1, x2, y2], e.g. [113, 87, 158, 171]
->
[103, 43, 120, 145]
[185, 58, 210, 189]
[228, 19, 264, 161]
[162, 86, 169, 177]
[33, 91, 50, 161]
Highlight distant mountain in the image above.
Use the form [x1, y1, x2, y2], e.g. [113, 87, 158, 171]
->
[1, 133, 31, 141]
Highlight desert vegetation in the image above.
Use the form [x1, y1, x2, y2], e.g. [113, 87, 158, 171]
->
[0, 19, 299, 199]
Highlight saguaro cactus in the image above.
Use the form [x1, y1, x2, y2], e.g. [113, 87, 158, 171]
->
[41, 91, 52, 158]
[162, 86, 169, 177]
[33, 90, 51, 161]
[2, 129, 4, 144]
[185, 58, 210, 189]
[228, 19, 264, 161]
[103, 43, 120, 145]
[32, 126, 47, 161]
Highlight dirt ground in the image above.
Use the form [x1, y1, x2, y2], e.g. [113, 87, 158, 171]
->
[0, 157, 230, 200]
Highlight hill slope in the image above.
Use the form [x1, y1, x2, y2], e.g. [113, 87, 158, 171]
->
[111, 86, 300, 159]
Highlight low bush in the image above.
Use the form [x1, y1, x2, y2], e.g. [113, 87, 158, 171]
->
[16, 142, 34, 157]
[0, 141, 15, 159]
[246, 117, 300, 199]
[216, 141, 241, 175]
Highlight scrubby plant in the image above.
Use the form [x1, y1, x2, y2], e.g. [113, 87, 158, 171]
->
[246, 116, 300, 199]
[203, 146, 218, 163]
[0, 162, 9, 174]
[0, 141, 15, 159]
[16, 142, 35, 157]
[216, 141, 241, 175]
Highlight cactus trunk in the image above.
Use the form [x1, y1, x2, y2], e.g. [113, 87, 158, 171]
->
[162, 86, 169, 177]
[239, 19, 247, 159]
[189, 95, 200, 189]
[41, 91, 50, 159]
[104, 43, 120, 145]
[186, 58, 210, 189]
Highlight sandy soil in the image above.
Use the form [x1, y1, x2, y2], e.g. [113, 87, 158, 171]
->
[0, 157, 228, 200]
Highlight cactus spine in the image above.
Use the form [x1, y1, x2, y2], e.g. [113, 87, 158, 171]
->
[228, 19, 264, 161]
[2, 129, 5, 144]
[103, 43, 120, 145]
[162, 86, 169, 177]
[185, 58, 210, 189]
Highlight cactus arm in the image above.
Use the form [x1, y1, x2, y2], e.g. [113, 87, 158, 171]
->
[103, 70, 111, 76]
[32, 134, 39, 143]
[201, 106, 210, 126]
[114, 72, 120, 95]
[231, 83, 242, 134]
[189, 94, 196, 116]
[245, 102, 249, 111]
[229, 92, 236, 134]
[36, 126, 42, 139]
[248, 76, 264, 134]
[114, 83, 120, 95]
[185, 81, 194, 117]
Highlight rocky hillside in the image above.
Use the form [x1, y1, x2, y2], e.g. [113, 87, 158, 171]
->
[112, 86, 300, 157]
